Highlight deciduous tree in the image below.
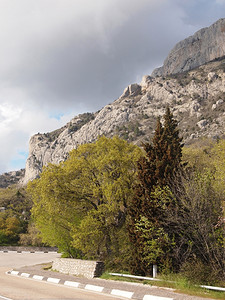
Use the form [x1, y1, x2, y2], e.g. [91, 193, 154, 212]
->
[28, 136, 141, 264]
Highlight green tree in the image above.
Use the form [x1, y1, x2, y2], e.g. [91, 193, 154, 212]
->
[128, 107, 183, 275]
[28, 136, 142, 266]
[165, 169, 225, 283]
[132, 135, 225, 281]
[0, 186, 32, 245]
[176, 139, 225, 282]
[0, 214, 24, 245]
[19, 222, 43, 246]
[183, 138, 225, 200]
[0, 186, 32, 221]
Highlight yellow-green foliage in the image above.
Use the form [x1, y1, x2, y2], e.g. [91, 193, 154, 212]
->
[210, 139, 225, 195]
[0, 214, 24, 244]
[19, 222, 43, 246]
[0, 186, 31, 218]
[0, 186, 22, 208]
[0, 186, 31, 245]
[28, 136, 142, 259]
[183, 138, 225, 198]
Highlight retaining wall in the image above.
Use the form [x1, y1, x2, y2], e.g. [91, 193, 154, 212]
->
[52, 258, 104, 278]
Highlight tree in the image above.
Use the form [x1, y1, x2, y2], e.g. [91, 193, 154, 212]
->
[0, 186, 32, 221]
[0, 186, 32, 245]
[163, 169, 225, 283]
[128, 107, 183, 275]
[129, 129, 225, 281]
[19, 222, 44, 246]
[0, 214, 24, 244]
[28, 163, 76, 255]
[175, 139, 225, 282]
[28, 136, 142, 265]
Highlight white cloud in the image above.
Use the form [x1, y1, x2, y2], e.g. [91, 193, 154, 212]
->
[0, 91, 73, 172]
[0, 103, 22, 128]
[0, 105, 73, 172]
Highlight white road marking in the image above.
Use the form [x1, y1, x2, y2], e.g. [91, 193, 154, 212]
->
[85, 284, 104, 292]
[47, 277, 60, 284]
[33, 275, 44, 280]
[20, 273, 30, 278]
[143, 295, 173, 300]
[0, 295, 13, 300]
[64, 281, 80, 288]
[10, 271, 19, 275]
[111, 289, 133, 299]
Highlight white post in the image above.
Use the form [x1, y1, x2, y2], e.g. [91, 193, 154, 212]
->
[153, 264, 157, 278]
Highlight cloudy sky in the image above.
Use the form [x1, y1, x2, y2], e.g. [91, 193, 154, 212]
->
[0, 0, 225, 173]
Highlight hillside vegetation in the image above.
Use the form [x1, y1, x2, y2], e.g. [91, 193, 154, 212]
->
[24, 109, 225, 286]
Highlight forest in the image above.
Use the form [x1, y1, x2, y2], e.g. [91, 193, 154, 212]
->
[0, 108, 224, 285]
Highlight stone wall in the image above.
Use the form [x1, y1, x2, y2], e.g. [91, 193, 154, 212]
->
[52, 258, 104, 278]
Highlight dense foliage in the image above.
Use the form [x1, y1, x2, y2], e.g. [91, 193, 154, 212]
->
[27, 136, 142, 266]
[1, 109, 224, 285]
[169, 170, 225, 283]
[0, 187, 32, 244]
[127, 107, 184, 275]
[126, 109, 224, 281]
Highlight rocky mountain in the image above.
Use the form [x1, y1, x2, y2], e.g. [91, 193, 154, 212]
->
[22, 56, 225, 184]
[0, 17, 220, 186]
[152, 18, 225, 77]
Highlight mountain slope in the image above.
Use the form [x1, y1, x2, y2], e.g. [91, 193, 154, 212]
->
[22, 57, 225, 184]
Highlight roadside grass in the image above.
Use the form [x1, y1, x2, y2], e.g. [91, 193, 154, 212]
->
[100, 272, 225, 299]
[101, 272, 147, 284]
[42, 263, 52, 270]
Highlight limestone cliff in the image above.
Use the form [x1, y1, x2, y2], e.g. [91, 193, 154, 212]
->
[152, 18, 225, 77]
[22, 58, 225, 184]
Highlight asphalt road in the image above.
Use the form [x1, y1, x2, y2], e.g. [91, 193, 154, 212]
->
[0, 252, 123, 300]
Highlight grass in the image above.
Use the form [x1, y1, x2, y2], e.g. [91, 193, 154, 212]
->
[101, 272, 148, 284]
[100, 272, 225, 299]
[42, 262, 52, 270]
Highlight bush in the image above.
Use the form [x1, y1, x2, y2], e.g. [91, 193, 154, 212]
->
[181, 260, 222, 285]
[19, 223, 43, 246]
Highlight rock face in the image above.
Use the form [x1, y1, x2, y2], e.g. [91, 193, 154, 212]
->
[0, 169, 25, 188]
[152, 18, 225, 77]
[22, 57, 225, 185]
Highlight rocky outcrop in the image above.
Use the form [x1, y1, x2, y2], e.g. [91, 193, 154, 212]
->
[22, 57, 225, 185]
[120, 83, 142, 98]
[152, 18, 225, 77]
[0, 169, 25, 188]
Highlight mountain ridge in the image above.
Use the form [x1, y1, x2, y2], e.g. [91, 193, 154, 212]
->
[2, 18, 225, 187]
[152, 18, 225, 77]
[22, 56, 225, 185]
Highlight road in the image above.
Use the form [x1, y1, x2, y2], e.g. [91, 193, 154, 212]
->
[0, 251, 122, 300]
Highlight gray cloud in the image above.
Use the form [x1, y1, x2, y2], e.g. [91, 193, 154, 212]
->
[0, 0, 197, 112]
[173, 0, 225, 26]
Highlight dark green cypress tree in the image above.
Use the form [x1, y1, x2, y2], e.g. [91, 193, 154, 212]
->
[159, 107, 183, 185]
[128, 107, 183, 275]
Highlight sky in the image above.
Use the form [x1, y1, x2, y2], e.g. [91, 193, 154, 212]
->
[0, 0, 225, 173]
